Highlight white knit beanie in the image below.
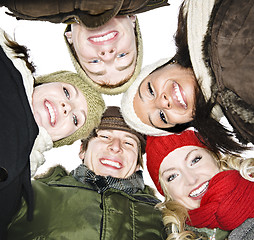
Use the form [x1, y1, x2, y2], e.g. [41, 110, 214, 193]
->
[121, 57, 174, 136]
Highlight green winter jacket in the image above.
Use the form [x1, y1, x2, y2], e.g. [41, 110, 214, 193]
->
[8, 166, 166, 240]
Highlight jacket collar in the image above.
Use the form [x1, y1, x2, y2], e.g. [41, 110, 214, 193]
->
[71, 164, 145, 194]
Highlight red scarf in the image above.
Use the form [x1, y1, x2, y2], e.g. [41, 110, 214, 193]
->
[186, 170, 254, 230]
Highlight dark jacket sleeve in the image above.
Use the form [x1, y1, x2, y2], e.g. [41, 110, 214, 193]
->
[209, 0, 254, 144]
[228, 218, 254, 240]
[0, 46, 38, 240]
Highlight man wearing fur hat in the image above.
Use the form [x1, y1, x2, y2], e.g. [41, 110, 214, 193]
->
[8, 106, 166, 240]
[1, 0, 169, 94]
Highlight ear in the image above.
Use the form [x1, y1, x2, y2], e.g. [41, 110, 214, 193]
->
[79, 144, 85, 160]
[65, 31, 73, 44]
[130, 15, 136, 28]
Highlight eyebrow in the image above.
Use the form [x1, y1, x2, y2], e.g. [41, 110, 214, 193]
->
[71, 85, 87, 120]
[148, 115, 157, 128]
[161, 149, 198, 176]
[85, 55, 135, 76]
[184, 149, 198, 162]
[138, 83, 158, 128]
[100, 130, 139, 144]
[85, 68, 106, 76]
[161, 167, 175, 176]
[137, 82, 143, 101]
[70, 84, 78, 97]
[124, 133, 139, 144]
[81, 109, 87, 122]
[116, 55, 135, 71]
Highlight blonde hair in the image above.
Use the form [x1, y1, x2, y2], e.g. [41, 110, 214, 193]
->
[157, 150, 254, 240]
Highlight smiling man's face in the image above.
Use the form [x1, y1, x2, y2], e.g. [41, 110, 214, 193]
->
[81, 129, 140, 178]
[65, 16, 137, 87]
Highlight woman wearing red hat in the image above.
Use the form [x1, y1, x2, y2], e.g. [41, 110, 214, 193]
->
[146, 129, 254, 240]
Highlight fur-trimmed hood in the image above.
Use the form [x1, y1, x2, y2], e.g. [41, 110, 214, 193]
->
[185, 0, 254, 144]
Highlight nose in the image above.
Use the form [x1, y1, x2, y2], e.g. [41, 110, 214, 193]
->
[61, 101, 72, 116]
[183, 171, 198, 186]
[155, 93, 171, 109]
[108, 138, 122, 153]
[98, 47, 116, 61]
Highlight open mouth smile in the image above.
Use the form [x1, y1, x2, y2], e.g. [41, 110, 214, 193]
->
[44, 100, 56, 126]
[189, 181, 209, 199]
[173, 82, 187, 109]
[89, 31, 118, 44]
[100, 159, 122, 169]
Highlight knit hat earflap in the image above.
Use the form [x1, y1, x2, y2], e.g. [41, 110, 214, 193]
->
[35, 71, 105, 148]
[146, 129, 208, 195]
[64, 17, 143, 95]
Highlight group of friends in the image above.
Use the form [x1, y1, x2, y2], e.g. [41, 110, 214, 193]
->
[0, 0, 253, 239]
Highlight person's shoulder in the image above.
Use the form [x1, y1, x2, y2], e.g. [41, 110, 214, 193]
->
[34, 165, 69, 183]
[229, 218, 254, 240]
[186, 225, 230, 240]
[131, 185, 161, 205]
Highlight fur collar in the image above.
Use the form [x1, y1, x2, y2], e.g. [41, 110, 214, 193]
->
[202, 0, 254, 126]
[30, 127, 53, 177]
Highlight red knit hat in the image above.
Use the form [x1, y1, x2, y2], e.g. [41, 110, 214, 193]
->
[146, 130, 208, 196]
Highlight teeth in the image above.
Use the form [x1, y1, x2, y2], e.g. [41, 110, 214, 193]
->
[45, 101, 55, 125]
[189, 181, 209, 197]
[91, 32, 116, 42]
[173, 82, 187, 109]
[101, 159, 121, 169]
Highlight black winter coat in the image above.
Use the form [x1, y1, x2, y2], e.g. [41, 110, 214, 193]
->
[0, 46, 38, 239]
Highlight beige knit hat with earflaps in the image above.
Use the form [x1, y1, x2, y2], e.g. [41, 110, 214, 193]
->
[35, 71, 106, 147]
[64, 17, 143, 95]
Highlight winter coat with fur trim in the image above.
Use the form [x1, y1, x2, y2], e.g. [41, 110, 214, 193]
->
[185, 0, 254, 144]
[8, 165, 166, 240]
[1, 0, 169, 29]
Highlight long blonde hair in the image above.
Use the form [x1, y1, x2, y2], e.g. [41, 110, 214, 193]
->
[157, 150, 254, 240]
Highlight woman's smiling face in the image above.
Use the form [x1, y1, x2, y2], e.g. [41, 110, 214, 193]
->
[133, 63, 197, 129]
[32, 82, 87, 141]
[160, 146, 220, 210]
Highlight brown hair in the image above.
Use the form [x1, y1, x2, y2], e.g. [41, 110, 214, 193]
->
[4, 32, 36, 74]
[160, 1, 248, 155]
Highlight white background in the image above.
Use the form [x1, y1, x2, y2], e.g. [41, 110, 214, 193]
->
[0, 1, 252, 199]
